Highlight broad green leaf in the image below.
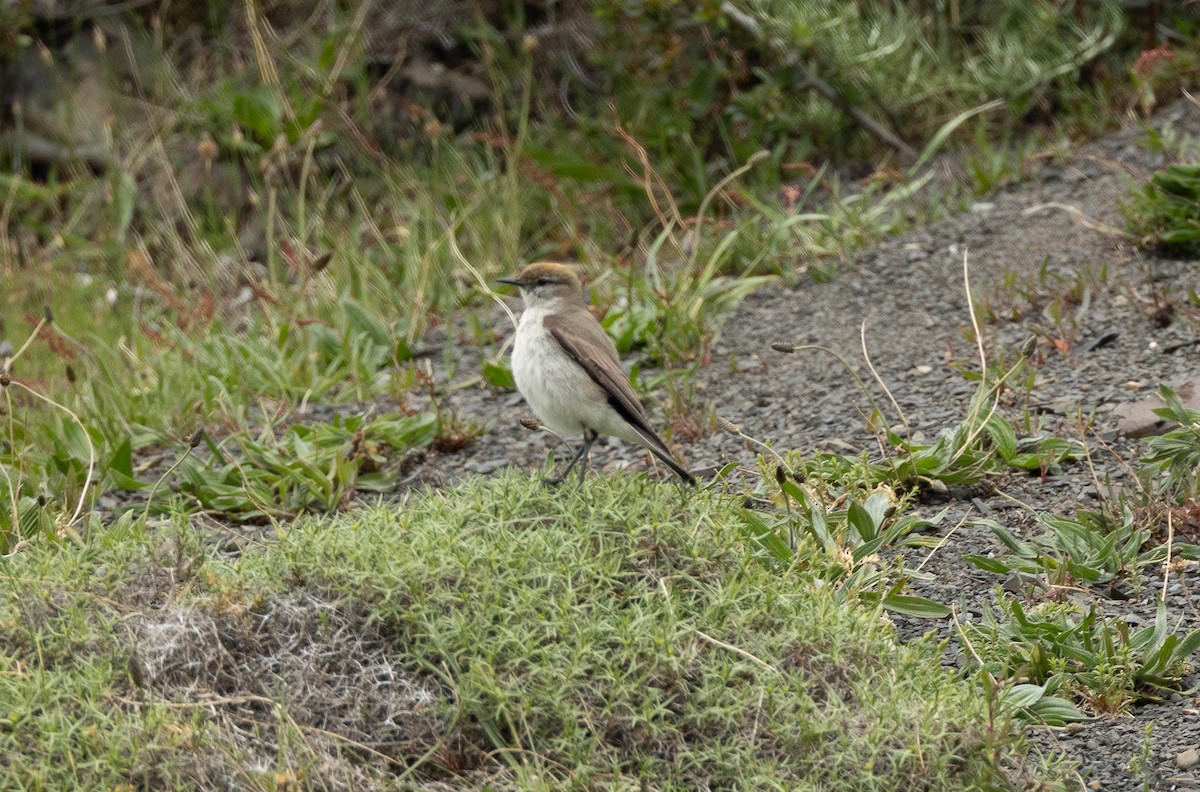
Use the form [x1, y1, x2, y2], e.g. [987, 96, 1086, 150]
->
[860, 592, 950, 619]
[901, 535, 949, 548]
[1026, 695, 1088, 725]
[392, 413, 438, 449]
[232, 85, 283, 147]
[1171, 543, 1200, 561]
[107, 437, 134, 479]
[847, 500, 875, 543]
[1161, 227, 1200, 244]
[525, 145, 636, 188]
[60, 420, 94, 466]
[863, 491, 890, 530]
[355, 472, 394, 493]
[852, 536, 886, 563]
[482, 359, 515, 389]
[1001, 683, 1046, 709]
[780, 479, 809, 509]
[1173, 630, 1200, 660]
[1005, 452, 1043, 470]
[984, 414, 1017, 461]
[309, 323, 342, 365]
[981, 520, 1040, 558]
[964, 554, 1012, 574]
[807, 504, 834, 553]
[740, 510, 792, 563]
[342, 300, 393, 354]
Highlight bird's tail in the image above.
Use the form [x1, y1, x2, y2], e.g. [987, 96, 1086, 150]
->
[635, 430, 697, 485]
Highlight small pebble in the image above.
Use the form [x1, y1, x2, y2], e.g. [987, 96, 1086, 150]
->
[1176, 747, 1199, 770]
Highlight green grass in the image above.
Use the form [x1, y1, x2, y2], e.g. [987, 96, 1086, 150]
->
[0, 474, 1069, 790]
[1142, 385, 1200, 503]
[588, 0, 1158, 191]
[0, 514, 211, 788]
[1125, 163, 1200, 251]
[963, 595, 1200, 716]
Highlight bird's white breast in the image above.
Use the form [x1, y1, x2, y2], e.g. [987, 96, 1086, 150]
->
[511, 306, 614, 439]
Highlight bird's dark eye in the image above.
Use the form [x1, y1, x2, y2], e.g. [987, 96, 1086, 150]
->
[534, 278, 549, 286]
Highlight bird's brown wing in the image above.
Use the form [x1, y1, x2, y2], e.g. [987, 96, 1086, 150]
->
[544, 310, 695, 484]
[543, 310, 661, 447]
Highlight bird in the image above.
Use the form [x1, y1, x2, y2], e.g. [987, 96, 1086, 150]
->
[496, 262, 696, 486]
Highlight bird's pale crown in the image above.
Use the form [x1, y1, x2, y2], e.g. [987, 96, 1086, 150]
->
[497, 262, 586, 308]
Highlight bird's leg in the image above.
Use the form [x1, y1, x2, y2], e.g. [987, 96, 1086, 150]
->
[544, 429, 597, 486]
[576, 429, 598, 488]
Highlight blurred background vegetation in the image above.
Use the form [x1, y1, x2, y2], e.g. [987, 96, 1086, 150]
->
[6, 1, 1197, 299]
[1, 0, 1198, 533]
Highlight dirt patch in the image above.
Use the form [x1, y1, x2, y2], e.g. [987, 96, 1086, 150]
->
[126, 592, 492, 789]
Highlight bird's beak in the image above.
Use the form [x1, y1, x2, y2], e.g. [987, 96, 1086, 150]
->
[495, 276, 523, 287]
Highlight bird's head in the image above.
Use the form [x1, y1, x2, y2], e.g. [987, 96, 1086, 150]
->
[496, 262, 585, 309]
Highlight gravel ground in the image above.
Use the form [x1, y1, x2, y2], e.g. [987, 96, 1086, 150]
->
[406, 98, 1200, 789]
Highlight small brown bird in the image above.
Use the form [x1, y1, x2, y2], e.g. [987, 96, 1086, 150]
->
[497, 262, 695, 485]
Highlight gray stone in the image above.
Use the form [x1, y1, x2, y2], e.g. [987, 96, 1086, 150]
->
[1113, 377, 1200, 438]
